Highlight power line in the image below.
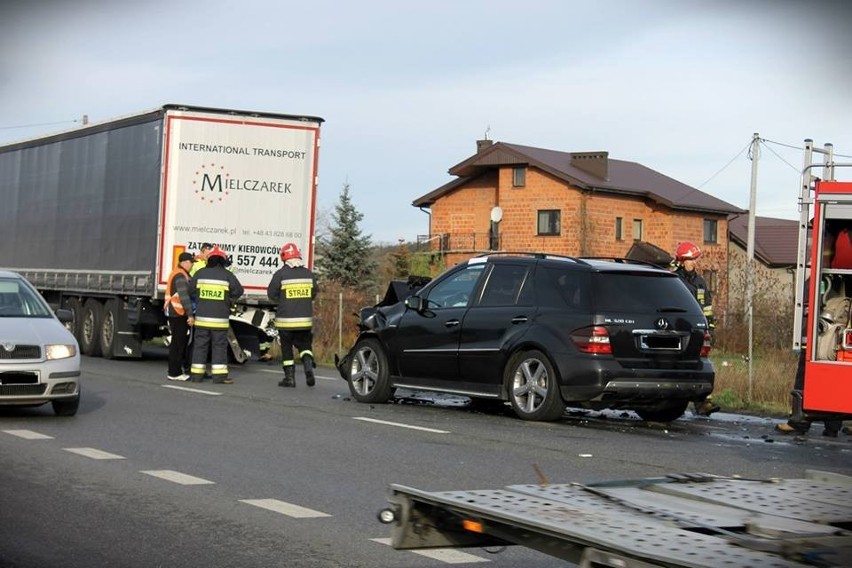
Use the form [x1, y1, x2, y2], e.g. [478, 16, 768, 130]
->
[0, 119, 80, 131]
[695, 134, 852, 192]
[697, 139, 751, 189]
[758, 140, 800, 173]
[760, 137, 802, 151]
[761, 137, 852, 159]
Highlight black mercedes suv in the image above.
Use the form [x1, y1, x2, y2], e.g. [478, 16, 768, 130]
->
[337, 253, 714, 422]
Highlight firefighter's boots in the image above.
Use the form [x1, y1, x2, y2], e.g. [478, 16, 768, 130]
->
[303, 354, 316, 387]
[279, 365, 296, 388]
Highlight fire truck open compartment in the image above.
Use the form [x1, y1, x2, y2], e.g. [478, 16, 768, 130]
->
[794, 141, 852, 417]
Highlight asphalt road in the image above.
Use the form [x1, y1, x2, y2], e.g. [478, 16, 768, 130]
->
[1, 348, 850, 567]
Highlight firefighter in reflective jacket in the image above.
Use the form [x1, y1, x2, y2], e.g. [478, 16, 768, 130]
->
[267, 242, 318, 388]
[672, 242, 719, 416]
[187, 246, 244, 384]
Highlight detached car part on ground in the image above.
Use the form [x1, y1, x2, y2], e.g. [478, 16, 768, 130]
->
[337, 253, 713, 422]
[0, 271, 81, 416]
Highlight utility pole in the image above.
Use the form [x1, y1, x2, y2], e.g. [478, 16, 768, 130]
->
[746, 132, 760, 402]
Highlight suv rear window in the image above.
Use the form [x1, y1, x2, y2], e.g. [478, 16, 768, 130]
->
[591, 271, 698, 312]
[535, 266, 591, 311]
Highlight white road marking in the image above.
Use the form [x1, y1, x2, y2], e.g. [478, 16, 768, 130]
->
[2, 429, 53, 440]
[140, 470, 214, 485]
[162, 385, 223, 395]
[371, 538, 490, 564]
[63, 447, 125, 460]
[240, 499, 331, 518]
[353, 417, 450, 434]
[259, 369, 339, 381]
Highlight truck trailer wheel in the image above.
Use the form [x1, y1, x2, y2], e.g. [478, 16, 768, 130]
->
[80, 298, 104, 357]
[99, 299, 120, 359]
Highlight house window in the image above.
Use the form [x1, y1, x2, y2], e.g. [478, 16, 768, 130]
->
[538, 210, 561, 236]
[512, 166, 526, 187]
[615, 217, 623, 241]
[632, 219, 643, 241]
[704, 219, 718, 244]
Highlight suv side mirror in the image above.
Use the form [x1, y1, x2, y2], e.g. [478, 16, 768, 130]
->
[405, 296, 424, 312]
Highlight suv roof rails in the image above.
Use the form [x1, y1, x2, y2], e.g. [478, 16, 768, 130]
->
[579, 256, 667, 269]
[472, 251, 588, 264]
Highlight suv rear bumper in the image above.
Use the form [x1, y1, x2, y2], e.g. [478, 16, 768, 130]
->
[557, 360, 714, 403]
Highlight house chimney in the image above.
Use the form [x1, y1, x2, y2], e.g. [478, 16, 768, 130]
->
[570, 152, 609, 180]
[476, 139, 493, 153]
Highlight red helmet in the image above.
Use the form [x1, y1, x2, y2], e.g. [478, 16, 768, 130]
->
[675, 241, 701, 262]
[207, 246, 227, 260]
[280, 242, 302, 261]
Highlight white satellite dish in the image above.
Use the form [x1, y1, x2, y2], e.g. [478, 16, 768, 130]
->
[490, 206, 503, 223]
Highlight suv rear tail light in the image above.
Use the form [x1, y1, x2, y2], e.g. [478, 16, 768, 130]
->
[571, 326, 612, 354]
[700, 331, 712, 357]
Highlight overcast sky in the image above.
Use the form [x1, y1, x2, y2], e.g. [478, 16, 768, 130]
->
[2, 0, 851, 244]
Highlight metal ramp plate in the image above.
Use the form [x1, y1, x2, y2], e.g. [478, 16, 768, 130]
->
[392, 473, 852, 568]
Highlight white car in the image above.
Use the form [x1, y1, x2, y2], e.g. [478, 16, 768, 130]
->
[0, 271, 81, 416]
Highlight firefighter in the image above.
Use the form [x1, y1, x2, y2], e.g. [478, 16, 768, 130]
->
[672, 242, 720, 416]
[164, 251, 195, 381]
[267, 243, 318, 388]
[190, 242, 214, 277]
[188, 246, 244, 384]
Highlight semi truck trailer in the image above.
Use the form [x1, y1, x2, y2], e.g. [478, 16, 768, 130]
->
[0, 104, 323, 360]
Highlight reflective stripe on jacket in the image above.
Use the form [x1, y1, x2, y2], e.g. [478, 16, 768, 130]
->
[164, 267, 191, 317]
[189, 265, 244, 329]
[267, 266, 317, 330]
[675, 266, 715, 327]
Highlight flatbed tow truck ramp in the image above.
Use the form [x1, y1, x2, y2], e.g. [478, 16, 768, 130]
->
[380, 471, 852, 567]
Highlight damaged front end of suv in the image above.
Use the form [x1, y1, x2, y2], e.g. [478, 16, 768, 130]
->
[334, 275, 431, 379]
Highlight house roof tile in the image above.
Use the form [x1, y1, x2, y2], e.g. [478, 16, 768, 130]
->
[727, 214, 798, 266]
[413, 141, 744, 215]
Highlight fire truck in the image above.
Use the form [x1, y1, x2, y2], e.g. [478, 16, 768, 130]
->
[792, 140, 852, 423]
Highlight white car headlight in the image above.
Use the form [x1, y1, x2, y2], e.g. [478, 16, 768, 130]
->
[46, 344, 77, 360]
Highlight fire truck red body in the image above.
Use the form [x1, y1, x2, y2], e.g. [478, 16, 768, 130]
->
[794, 142, 852, 420]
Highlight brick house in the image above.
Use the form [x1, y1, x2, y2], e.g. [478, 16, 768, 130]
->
[412, 140, 743, 315]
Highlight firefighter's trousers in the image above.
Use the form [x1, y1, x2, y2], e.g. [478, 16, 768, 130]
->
[191, 327, 229, 379]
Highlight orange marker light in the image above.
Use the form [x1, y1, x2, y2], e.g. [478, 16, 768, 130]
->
[462, 519, 484, 533]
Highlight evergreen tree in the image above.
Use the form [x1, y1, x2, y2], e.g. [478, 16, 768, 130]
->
[388, 240, 411, 280]
[315, 183, 377, 287]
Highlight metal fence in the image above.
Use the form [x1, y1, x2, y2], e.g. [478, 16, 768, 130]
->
[414, 233, 500, 253]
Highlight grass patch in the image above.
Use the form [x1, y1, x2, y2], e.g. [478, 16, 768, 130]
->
[711, 349, 796, 416]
